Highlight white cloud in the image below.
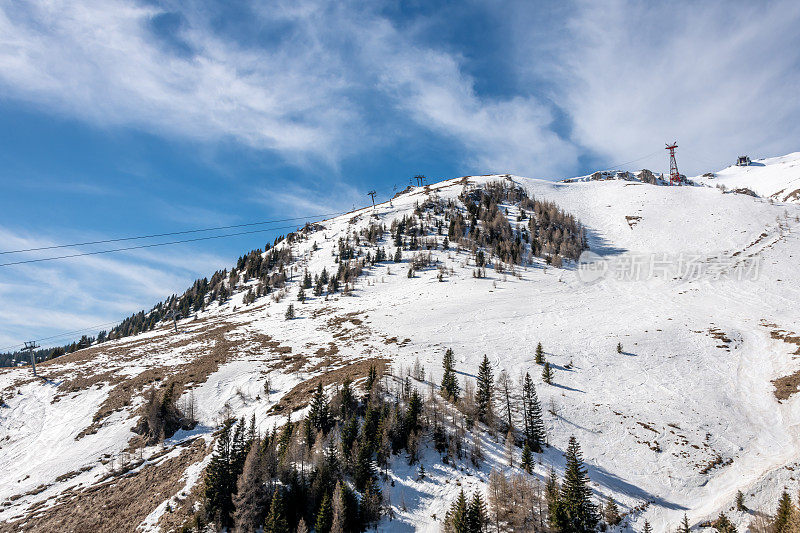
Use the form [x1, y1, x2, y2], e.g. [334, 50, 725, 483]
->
[0, 0, 361, 165]
[0, 226, 228, 350]
[548, 0, 800, 175]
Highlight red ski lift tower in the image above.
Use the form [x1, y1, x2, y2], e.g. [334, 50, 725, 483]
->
[665, 142, 680, 185]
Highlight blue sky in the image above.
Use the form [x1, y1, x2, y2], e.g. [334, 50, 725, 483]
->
[1, 0, 800, 349]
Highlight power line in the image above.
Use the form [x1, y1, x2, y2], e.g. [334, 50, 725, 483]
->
[0, 211, 348, 255]
[0, 223, 309, 267]
[0, 319, 125, 353]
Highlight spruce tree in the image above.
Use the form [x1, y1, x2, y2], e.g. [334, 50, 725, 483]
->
[394, 248, 402, 263]
[678, 514, 691, 533]
[604, 496, 621, 526]
[542, 362, 553, 385]
[616, 342, 623, 354]
[522, 373, 545, 452]
[447, 489, 469, 533]
[535, 342, 544, 364]
[476, 355, 494, 422]
[774, 491, 794, 533]
[643, 520, 653, 533]
[204, 420, 236, 528]
[309, 383, 331, 433]
[441, 348, 460, 401]
[467, 491, 488, 532]
[264, 487, 288, 533]
[553, 436, 598, 533]
[714, 512, 737, 533]
[285, 303, 295, 320]
[315, 492, 333, 533]
[735, 490, 746, 512]
[521, 443, 533, 474]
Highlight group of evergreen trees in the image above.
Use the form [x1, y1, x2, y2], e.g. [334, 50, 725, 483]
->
[445, 436, 598, 533]
[190, 367, 435, 532]
[440, 349, 546, 453]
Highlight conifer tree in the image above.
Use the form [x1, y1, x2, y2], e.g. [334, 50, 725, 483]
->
[441, 348, 460, 401]
[643, 520, 653, 533]
[309, 383, 331, 433]
[296, 518, 309, 533]
[604, 496, 621, 526]
[204, 420, 237, 528]
[394, 248, 402, 262]
[264, 487, 288, 533]
[303, 270, 312, 289]
[446, 489, 469, 533]
[678, 514, 691, 533]
[735, 490, 746, 512]
[552, 436, 598, 533]
[467, 491, 488, 532]
[521, 443, 533, 474]
[285, 303, 295, 320]
[315, 492, 333, 533]
[476, 355, 494, 422]
[774, 491, 794, 533]
[714, 512, 737, 533]
[522, 373, 545, 452]
[535, 342, 544, 365]
[233, 437, 267, 531]
[297, 287, 305, 302]
[542, 362, 553, 385]
[617, 342, 623, 354]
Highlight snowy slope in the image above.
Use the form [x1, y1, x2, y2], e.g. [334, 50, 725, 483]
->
[695, 152, 800, 203]
[2, 161, 800, 532]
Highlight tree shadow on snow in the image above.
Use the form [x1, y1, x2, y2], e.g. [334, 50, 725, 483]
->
[583, 228, 627, 257]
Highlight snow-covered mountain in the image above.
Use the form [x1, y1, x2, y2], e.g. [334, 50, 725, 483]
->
[2, 153, 800, 532]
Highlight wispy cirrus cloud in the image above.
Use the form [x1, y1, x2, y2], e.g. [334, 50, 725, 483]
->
[543, 0, 800, 174]
[0, 226, 227, 350]
[0, 0, 362, 166]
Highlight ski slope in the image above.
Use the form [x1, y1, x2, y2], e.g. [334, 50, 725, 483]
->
[2, 156, 800, 532]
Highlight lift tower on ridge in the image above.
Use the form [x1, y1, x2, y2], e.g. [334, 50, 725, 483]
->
[665, 142, 680, 185]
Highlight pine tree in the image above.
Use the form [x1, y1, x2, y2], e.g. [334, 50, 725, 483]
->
[535, 342, 544, 364]
[542, 362, 553, 385]
[446, 489, 469, 533]
[774, 491, 794, 533]
[303, 270, 312, 289]
[285, 303, 295, 320]
[522, 373, 545, 452]
[616, 342, 623, 354]
[678, 514, 691, 533]
[315, 492, 333, 533]
[467, 491, 488, 532]
[394, 248, 402, 262]
[204, 419, 236, 528]
[476, 355, 494, 422]
[441, 348, 460, 401]
[714, 512, 737, 533]
[309, 383, 331, 433]
[643, 520, 653, 533]
[297, 287, 306, 302]
[604, 496, 621, 526]
[264, 487, 289, 533]
[521, 442, 533, 474]
[735, 490, 746, 512]
[553, 436, 598, 533]
[296, 518, 309, 533]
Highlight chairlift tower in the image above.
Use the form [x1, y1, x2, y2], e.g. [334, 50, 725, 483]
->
[24, 341, 39, 376]
[665, 142, 680, 185]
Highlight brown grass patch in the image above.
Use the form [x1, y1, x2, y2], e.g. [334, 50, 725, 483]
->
[269, 358, 388, 415]
[0, 438, 209, 533]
